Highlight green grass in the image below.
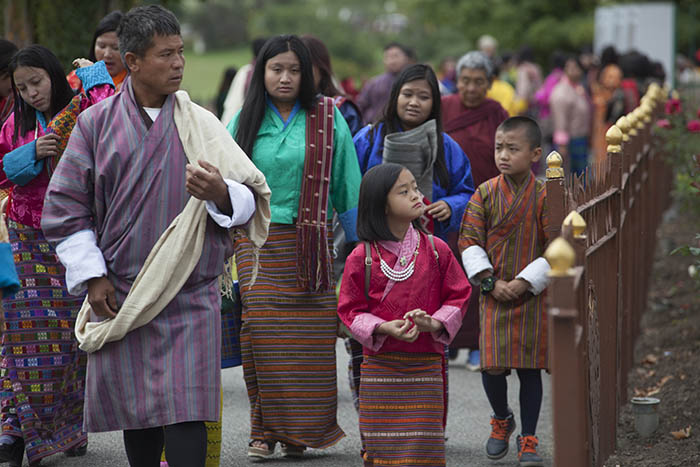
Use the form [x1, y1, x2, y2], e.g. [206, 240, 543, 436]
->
[180, 46, 251, 106]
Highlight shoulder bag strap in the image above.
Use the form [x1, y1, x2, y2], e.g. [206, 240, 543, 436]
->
[364, 241, 372, 300]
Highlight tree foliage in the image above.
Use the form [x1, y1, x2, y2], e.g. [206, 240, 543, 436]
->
[0, 0, 183, 72]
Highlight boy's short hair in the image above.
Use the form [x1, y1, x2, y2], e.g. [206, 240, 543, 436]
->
[497, 116, 542, 149]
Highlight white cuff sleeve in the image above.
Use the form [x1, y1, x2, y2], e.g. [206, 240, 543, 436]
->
[55, 229, 107, 296]
[205, 179, 256, 228]
[516, 257, 551, 295]
[461, 245, 494, 284]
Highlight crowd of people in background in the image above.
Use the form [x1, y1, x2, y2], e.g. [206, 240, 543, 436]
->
[0, 4, 677, 467]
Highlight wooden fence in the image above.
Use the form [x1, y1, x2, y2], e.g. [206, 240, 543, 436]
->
[544, 82, 672, 466]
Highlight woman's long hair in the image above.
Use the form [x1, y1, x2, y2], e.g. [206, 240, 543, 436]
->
[88, 11, 124, 62]
[235, 35, 317, 157]
[300, 35, 342, 97]
[372, 63, 449, 189]
[9, 45, 74, 144]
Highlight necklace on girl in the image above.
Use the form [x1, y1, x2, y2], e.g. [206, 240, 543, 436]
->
[374, 234, 420, 282]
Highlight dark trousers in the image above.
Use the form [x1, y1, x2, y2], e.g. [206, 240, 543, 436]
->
[123, 421, 207, 467]
[481, 369, 543, 435]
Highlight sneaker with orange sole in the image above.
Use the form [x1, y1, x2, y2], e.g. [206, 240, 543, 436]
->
[485, 412, 516, 459]
[517, 434, 543, 467]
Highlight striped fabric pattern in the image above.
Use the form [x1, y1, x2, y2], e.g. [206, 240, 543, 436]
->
[459, 173, 549, 370]
[235, 223, 345, 449]
[40, 78, 227, 431]
[359, 352, 445, 467]
[296, 96, 335, 292]
[1, 220, 87, 463]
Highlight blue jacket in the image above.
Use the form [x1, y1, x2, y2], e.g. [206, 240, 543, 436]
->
[353, 123, 475, 240]
[0, 243, 19, 297]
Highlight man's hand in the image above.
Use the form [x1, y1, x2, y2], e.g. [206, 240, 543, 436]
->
[35, 133, 61, 160]
[377, 319, 419, 343]
[185, 160, 232, 216]
[506, 278, 530, 298]
[87, 276, 118, 319]
[404, 309, 443, 333]
[425, 200, 452, 222]
[491, 279, 519, 302]
[72, 58, 94, 69]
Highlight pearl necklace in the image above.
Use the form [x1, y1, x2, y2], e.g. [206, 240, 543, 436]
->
[374, 234, 420, 282]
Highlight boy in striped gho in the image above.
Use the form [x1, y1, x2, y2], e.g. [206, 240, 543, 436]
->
[459, 116, 551, 467]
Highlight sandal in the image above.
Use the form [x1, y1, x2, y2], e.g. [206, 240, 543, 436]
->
[280, 442, 306, 458]
[248, 439, 276, 460]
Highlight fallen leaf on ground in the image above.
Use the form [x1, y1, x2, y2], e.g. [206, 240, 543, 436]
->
[670, 426, 691, 440]
[635, 375, 674, 397]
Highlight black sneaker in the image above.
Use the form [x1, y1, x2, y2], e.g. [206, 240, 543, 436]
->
[65, 442, 88, 457]
[0, 437, 24, 467]
[485, 412, 516, 459]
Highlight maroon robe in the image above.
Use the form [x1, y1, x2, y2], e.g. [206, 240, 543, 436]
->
[441, 95, 508, 349]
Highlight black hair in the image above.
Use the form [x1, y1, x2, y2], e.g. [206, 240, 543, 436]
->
[600, 46, 618, 68]
[619, 50, 651, 79]
[217, 66, 238, 96]
[118, 4, 180, 67]
[9, 45, 74, 144]
[517, 45, 535, 64]
[0, 39, 18, 73]
[371, 63, 449, 189]
[384, 42, 416, 61]
[252, 38, 268, 59]
[550, 50, 566, 70]
[234, 34, 317, 158]
[88, 11, 124, 62]
[357, 163, 423, 242]
[301, 35, 342, 97]
[497, 116, 542, 149]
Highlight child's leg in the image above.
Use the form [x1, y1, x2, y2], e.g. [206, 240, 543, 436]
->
[516, 369, 543, 435]
[481, 370, 510, 418]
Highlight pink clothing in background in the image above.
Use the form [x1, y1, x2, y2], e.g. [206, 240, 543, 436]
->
[0, 83, 114, 228]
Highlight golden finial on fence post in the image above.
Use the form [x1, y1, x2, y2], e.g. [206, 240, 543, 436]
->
[615, 116, 631, 142]
[563, 210, 587, 239]
[626, 112, 638, 137]
[544, 237, 576, 277]
[640, 102, 653, 123]
[646, 82, 661, 102]
[632, 108, 645, 130]
[546, 151, 565, 179]
[605, 125, 623, 153]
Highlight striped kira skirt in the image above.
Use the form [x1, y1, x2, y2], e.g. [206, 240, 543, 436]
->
[234, 223, 344, 449]
[360, 352, 445, 467]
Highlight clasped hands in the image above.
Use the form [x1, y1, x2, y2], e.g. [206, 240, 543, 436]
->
[376, 309, 443, 343]
[491, 278, 529, 302]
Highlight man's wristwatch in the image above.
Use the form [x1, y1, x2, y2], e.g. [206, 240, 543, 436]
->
[480, 276, 496, 295]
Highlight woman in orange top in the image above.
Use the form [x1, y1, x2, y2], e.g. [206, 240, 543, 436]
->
[67, 11, 127, 93]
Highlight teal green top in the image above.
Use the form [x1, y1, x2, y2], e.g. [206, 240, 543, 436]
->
[227, 101, 361, 240]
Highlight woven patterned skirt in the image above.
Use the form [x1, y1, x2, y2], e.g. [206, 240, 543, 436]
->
[221, 288, 242, 369]
[235, 224, 344, 449]
[0, 220, 87, 463]
[360, 353, 445, 467]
